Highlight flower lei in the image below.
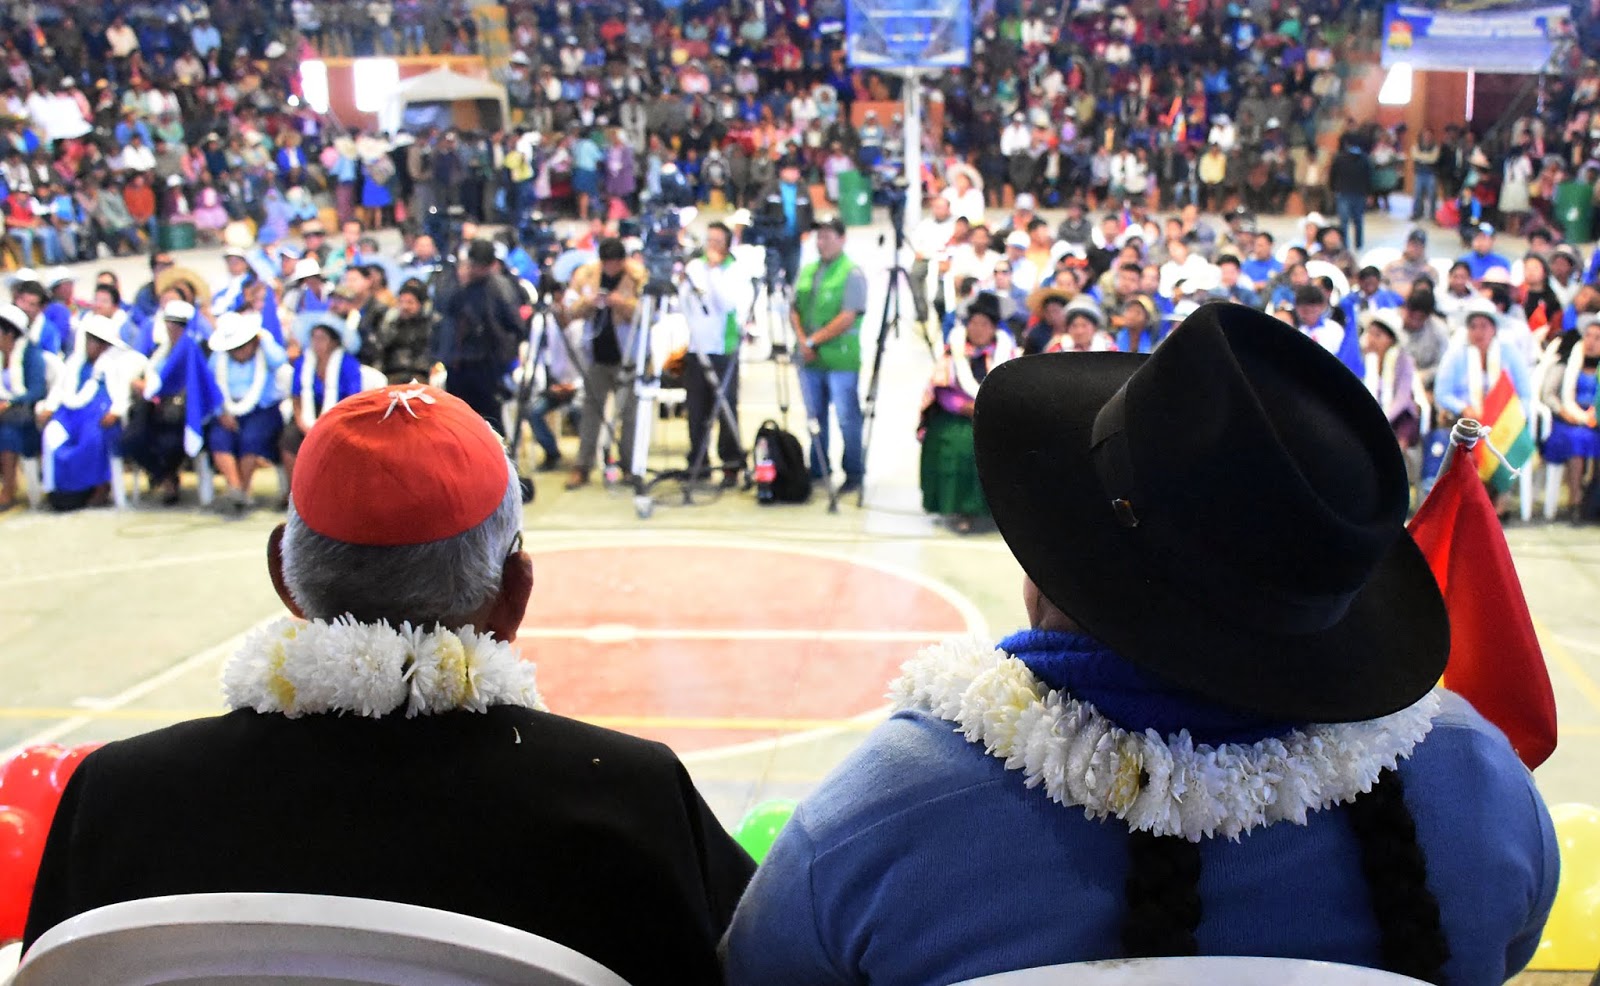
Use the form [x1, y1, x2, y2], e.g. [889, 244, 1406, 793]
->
[215, 346, 268, 418]
[222, 617, 546, 719]
[889, 638, 1442, 843]
[1466, 338, 1503, 411]
[298, 348, 345, 427]
[1363, 345, 1399, 414]
[0, 335, 27, 400]
[58, 354, 108, 411]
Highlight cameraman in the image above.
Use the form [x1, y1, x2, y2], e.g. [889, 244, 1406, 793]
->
[438, 239, 523, 434]
[791, 216, 868, 495]
[680, 221, 750, 486]
[562, 237, 643, 489]
[759, 158, 813, 285]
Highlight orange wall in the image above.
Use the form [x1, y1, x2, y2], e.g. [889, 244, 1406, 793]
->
[317, 55, 491, 133]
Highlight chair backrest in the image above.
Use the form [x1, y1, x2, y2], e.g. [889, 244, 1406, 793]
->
[358, 363, 388, 393]
[14, 893, 633, 986]
[950, 956, 1431, 986]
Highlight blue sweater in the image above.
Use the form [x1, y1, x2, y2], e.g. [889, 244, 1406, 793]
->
[723, 692, 1556, 986]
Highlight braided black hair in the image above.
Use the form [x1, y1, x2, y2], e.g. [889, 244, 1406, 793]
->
[1346, 768, 1451, 983]
[1121, 829, 1202, 958]
[1118, 768, 1449, 982]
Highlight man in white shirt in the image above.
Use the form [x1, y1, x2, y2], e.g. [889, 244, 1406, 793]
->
[910, 195, 957, 332]
[1000, 114, 1032, 158]
[120, 134, 156, 174]
[944, 225, 998, 317]
[679, 222, 750, 486]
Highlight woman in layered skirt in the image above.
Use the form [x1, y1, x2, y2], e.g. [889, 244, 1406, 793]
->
[920, 292, 1017, 533]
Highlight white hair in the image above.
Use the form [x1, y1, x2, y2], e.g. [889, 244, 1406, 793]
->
[280, 465, 523, 628]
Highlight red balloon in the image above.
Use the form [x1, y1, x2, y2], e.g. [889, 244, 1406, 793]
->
[0, 746, 67, 825]
[48, 743, 105, 794]
[0, 805, 46, 946]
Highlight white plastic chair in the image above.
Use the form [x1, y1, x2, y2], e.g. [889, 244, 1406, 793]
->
[1519, 358, 1555, 523]
[358, 364, 388, 392]
[18, 351, 66, 510]
[1359, 246, 1402, 273]
[13, 893, 633, 986]
[950, 956, 1432, 986]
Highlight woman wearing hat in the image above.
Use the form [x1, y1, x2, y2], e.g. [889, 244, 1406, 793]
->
[724, 302, 1556, 986]
[123, 300, 203, 505]
[279, 318, 364, 504]
[1540, 317, 1600, 523]
[34, 314, 136, 511]
[1014, 282, 1068, 348]
[1360, 309, 1420, 449]
[207, 312, 288, 516]
[1043, 302, 1117, 354]
[0, 304, 47, 509]
[919, 293, 1017, 534]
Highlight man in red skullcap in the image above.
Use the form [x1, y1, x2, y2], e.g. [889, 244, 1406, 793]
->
[23, 385, 755, 985]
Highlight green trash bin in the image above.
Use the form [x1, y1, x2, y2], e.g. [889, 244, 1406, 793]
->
[159, 223, 197, 252]
[837, 171, 873, 227]
[1555, 180, 1592, 245]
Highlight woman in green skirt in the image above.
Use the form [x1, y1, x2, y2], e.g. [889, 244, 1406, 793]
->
[919, 292, 1018, 533]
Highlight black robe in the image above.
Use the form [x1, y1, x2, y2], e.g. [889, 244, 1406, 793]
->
[24, 706, 755, 985]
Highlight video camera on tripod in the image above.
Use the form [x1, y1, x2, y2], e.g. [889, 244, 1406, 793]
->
[743, 194, 796, 290]
[517, 211, 566, 297]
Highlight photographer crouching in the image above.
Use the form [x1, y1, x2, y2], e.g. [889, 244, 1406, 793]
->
[679, 221, 750, 488]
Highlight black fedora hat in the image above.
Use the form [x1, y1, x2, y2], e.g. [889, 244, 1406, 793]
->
[974, 302, 1447, 723]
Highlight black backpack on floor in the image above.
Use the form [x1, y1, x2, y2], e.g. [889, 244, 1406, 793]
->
[754, 419, 811, 504]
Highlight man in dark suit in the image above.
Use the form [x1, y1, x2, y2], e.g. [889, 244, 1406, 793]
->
[23, 386, 755, 985]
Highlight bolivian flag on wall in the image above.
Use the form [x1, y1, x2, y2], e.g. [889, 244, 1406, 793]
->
[1473, 368, 1536, 494]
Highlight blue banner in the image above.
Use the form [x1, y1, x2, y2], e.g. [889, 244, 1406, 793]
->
[1381, 3, 1569, 74]
[846, 0, 971, 70]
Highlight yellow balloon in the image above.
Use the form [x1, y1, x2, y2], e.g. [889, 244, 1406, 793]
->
[1528, 803, 1600, 972]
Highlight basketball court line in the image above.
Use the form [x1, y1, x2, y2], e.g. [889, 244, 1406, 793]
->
[1, 535, 988, 766]
[0, 616, 277, 762]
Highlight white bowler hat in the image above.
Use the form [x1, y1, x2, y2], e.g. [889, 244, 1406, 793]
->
[289, 257, 324, 284]
[81, 314, 130, 349]
[209, 311, 262, 352]
[163, 299, 197, 322]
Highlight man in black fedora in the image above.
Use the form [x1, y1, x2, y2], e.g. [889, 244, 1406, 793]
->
[724, 302, 1556, 986]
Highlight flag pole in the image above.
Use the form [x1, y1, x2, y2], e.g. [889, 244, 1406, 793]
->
[1434, 417, 1521, 495]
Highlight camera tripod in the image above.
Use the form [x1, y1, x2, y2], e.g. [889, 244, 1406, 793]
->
[635, 275, 751, 517]
[857, 219, 926, 509]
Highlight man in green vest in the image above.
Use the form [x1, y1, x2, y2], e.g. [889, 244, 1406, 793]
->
[791, 216, 869, 494]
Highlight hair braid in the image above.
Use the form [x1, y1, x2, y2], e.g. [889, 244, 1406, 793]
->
[1121, 829, 1203, 959]
[1345, 767, 1451, 984]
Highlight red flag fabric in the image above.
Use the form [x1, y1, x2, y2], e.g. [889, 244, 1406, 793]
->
[1407, 442, 1558, 768]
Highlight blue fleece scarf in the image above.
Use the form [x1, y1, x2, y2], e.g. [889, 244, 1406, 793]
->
[999, 629, 1298, 746]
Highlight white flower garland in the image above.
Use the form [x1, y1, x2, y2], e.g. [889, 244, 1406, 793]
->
[1, 335, 28, 400]
[298, 348, 345, 427]
[890, 637, 1442, 843]
[214, 347, 268, 418]
[222, 617, 546, 720]
[1466, 338, 1503, 411]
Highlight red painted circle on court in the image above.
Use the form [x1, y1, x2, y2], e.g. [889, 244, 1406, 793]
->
[519, 546, 975, 753]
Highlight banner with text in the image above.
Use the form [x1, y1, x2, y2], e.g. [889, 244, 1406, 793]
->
[1381, 3, 1569, 74]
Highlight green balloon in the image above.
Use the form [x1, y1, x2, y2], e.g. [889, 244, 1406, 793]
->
[732, 799, 798, 863]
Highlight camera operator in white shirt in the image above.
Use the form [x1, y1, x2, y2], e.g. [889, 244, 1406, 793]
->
[679, 221, 751, 487]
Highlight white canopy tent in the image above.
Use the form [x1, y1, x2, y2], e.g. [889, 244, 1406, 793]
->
[379, 68, 509, 135]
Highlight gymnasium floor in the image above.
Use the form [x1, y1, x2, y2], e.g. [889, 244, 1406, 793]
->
[3, 212, 1599, 856]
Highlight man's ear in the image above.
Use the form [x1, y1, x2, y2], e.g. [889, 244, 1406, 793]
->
[266, 524, 307, 620]
[485, 551, 534, 644]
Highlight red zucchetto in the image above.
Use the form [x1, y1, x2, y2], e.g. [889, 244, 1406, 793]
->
[292, 385, 510, 546]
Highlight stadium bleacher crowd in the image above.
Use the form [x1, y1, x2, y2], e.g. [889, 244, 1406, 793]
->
[0, 0, 1595, 523]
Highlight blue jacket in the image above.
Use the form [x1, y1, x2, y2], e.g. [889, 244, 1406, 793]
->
[1340, 288, 1405, 326]
[724, 690, 1555, 986]
[1459, 251, 1512, 281]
